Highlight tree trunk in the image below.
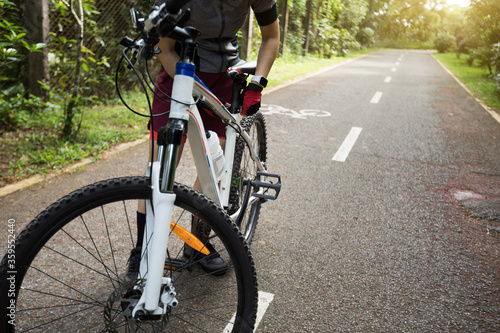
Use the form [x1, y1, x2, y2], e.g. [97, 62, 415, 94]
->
[62, 0, 84, 139]
[303, 0, 314, 55]
[280, 0, 289, 57]
[311, 0, 324, 47]
[240, 10, 254, 60]
[25, 0, 50, 100]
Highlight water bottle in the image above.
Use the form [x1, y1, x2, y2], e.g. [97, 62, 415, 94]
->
[206, 130, 225, 180]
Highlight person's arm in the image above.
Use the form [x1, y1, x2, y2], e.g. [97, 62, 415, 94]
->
[155, 37, 179, 78]
[255, 18, 280, 78]
[241, 18, 279, 116]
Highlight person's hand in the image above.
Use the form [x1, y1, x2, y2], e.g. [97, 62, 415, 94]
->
[241, 83, 262, 116]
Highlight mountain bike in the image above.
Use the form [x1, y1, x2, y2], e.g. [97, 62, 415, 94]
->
[0, 1, 281, 331]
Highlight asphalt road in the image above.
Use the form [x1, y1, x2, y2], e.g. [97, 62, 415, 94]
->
[1, 50, 499, 331]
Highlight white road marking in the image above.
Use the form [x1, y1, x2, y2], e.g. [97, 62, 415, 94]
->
[452, 190, 484, 201]
[396, 61, 400, 66]
[223, 291, 275, 332]
[384, 76, 392, 83]
[260, 104, 332, 119]
[332, 127, 363, 162]
[370, 91, 383, 104]
[391, 67, 397, 72]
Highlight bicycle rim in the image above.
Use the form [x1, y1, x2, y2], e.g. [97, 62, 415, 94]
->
[0, 177, 257, 332]
[229, 112, 267, 244]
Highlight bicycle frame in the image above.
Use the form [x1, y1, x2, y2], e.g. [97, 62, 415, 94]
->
[192, 77, 267, 208]
[133, 42, 267, 317]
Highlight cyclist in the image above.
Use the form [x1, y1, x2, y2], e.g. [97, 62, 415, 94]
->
[126, 0, 279, 280]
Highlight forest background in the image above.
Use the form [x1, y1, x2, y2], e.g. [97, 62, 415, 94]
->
[0, 0, 499, 185]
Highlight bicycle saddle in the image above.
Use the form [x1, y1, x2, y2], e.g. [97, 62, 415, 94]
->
[226, 60, 257, 78]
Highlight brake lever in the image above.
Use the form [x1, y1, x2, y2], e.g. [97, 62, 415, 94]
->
[119, 37, 146, 69]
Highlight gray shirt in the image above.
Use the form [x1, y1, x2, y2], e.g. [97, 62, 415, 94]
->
[158, 0, 277, 73]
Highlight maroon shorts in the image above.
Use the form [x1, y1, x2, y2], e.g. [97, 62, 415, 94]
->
[150, 68, 233, 140]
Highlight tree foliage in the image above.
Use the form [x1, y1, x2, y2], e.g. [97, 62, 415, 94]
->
[2, 0, 499, 136]
[460, 0, 500, 78]
[0, 0, 46, 127]
[435, 34, 455, 53]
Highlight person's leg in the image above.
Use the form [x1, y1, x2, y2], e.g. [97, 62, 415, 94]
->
[135, 140, 157, 246]
[189, 70, 232, 239]
[184, 73, 232, 272]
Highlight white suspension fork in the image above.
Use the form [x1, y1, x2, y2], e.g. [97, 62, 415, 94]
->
[132, 62, 195, 316]
[133, 161, 176, 316]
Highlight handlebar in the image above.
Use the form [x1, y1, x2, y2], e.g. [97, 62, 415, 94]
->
[144, 0, 191, 35]
[116, 0, 199, 119]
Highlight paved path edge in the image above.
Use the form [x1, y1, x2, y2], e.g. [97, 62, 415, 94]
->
[0, 53, 371, 197]
[0, 137, 148, 198]
[432, 53, 500, 125]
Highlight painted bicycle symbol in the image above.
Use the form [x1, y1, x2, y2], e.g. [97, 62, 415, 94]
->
[260, 104, 331, 119]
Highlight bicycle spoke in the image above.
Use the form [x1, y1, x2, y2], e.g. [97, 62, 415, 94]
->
[101, 206, 120, 287]
[20, 304, 99, 332]
[3, 178, 257, 331]
[177, 282, 238, 302]
[171, 249, 232, 286]
[80, 214, 121, 287]
[28, 267, 105, 302]
[43, 245, 119, 284]
[123, 200, 135, 247]
[18, 288, 103, 310]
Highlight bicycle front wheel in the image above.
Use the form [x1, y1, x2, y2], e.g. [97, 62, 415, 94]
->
[229, 112, 267, 244]
[0, 177, 257, 332]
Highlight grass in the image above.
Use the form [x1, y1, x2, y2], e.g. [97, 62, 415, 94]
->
[433, 52, 500, 111]
[1, 89, 150, 185]
[1, 49, 379, 186]
[268, 49, 379, 87]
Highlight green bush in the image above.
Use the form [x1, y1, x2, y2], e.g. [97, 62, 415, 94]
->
[492, 43, 500, 74]
[494, 74, 500, 93]
[0, 93, 53, 129]
[466, 55, 475, 66]
[356, 27, 375, 47]
[0, 1, 45, 127]
[434, 34, 455, 53]
[493, 43, 500, 92]
[470, 46, 494, 74]
[0, 3, 45, 92]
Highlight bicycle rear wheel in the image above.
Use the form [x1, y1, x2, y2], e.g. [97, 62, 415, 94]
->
[229, 112, 267, 244]
[0, 177, 257, 332]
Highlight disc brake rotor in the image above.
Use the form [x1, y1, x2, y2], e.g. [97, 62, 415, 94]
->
[103, 279, 169, 332]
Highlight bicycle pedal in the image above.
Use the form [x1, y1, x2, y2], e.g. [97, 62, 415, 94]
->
[164, 258, 189, 271]
[252, 172, 281, 201]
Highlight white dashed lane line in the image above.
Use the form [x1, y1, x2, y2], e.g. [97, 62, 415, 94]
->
[332, 127, 363, 162]
[223, 291, 275, 332]
[370, 91, 383, 104]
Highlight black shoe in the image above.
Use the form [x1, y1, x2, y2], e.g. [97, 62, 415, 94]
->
[125, 246, 141, 281]
[184, 242, 228, 275]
